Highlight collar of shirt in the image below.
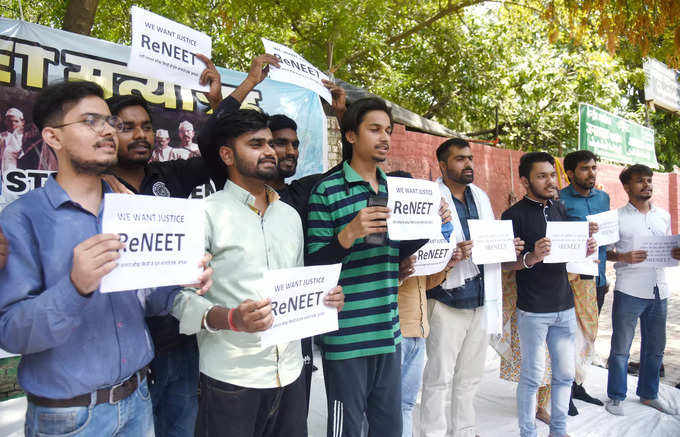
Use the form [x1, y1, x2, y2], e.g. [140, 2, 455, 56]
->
[44, 174, 112, 212]
[522, 195, 553, 208]
[224, 179, 280, 215]
[342, 161, 387, 190]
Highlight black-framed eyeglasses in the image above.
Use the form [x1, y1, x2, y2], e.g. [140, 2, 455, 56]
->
[51, 113, 123, 134]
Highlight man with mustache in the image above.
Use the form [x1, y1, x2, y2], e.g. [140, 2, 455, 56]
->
[501, 152, 596, 437]
[605, 164, 680, 416]
[0, 80, 212, 437]
[559, 150, 609, 415]
[420, 137, 524, 437]
[105, 54, 280, 437]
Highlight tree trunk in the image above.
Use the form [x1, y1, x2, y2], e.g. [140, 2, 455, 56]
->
[62, 0, 99, 36]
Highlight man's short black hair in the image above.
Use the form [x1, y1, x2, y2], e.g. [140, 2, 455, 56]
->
[268, 114, 297, 133]
[563, 150, 598, 173]
[436, 137, 470, 162]
[619, 164, 653, 185]
[519, 152, 555, 179]
[33, 81, 104, 131]
[106, 94, 152, 121]
[198, 108, 270, 190]
[340, 97, 392, 161]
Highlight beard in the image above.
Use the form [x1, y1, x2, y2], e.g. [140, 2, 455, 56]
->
[447, 167, 474, 184]
[528, 179, 555, 201]
[118, 140, 151, 167]
[234, 149, 278, 180]
[276, 157, 298, 178]
[71, 139, 117, 175]
[573, 176, 595, 191]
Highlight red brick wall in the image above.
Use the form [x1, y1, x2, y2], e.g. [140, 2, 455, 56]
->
[381, 123, 679, 227]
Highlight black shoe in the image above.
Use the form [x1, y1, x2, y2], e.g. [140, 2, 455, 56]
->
[568, 397, 579, 416]
[572, 382, 604, 406]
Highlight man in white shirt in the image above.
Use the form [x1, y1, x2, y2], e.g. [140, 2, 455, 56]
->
[605, 164, 680, 416]
[151, 129, 174, 162]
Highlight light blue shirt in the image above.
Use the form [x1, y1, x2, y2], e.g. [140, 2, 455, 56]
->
[0, 176, 178, 399]
[559, 184, 610, 286]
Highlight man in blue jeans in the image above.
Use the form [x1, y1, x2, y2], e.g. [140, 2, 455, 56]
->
[0, 81, 212, 437]
[501, 152, 596, 437]
[605, 164, 680, 416]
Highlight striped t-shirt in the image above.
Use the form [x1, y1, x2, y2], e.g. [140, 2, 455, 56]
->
[306, 161, 401, 360]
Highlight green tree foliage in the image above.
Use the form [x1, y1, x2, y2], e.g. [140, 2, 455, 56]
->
[1, 0, 678, 167]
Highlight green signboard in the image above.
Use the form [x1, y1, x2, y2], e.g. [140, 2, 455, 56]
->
[578, 103, 657, 168]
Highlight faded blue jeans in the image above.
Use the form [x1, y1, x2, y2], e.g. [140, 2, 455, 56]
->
[401, 337, 426, 437]
[25, 377, 154, 437]
[517, 308, 576, 437]
[607, 289, 667, 402]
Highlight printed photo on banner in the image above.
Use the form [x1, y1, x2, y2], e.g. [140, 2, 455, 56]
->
[128, 6, 212, 91]
[260, 263, 342, 347]
[413, 237, 455, 277]
[587, 209, 620, 246]
[100, 193, 205, 292]
[386, 176, 441, 240]
[543, 221, 589, 264]
[632, 235, 680, 268]
[468, 219, 516, 264]
[261, 38, 332, 103]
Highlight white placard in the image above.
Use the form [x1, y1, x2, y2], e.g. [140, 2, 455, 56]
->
[100, 193, 205, 292]
[128, 6, 212, 91]
[260, 264, 342, 347]
[633, 235, 680, 268]
[468, 220, 516, 265]
[587, 210, 619, 246]
[386, 177, 441, 240]
[566, 249, 599, 276]
[261, 38, 332, 103]
[413, 237, 455, 276]
[543, 221, 589, 264]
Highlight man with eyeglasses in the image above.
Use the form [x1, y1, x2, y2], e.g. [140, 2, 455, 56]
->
[0, 80, 212, 437]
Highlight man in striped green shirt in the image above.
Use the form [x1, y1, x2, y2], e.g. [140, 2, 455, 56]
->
[306, 98, 426, 437]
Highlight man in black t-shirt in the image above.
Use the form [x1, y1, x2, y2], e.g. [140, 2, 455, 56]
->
[501, 152, 596, 437]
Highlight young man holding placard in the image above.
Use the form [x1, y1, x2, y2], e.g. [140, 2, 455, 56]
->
[0, 81, 212, 437]
[420, 137, 523, 437]
[501, 152, 596, 437]
[604, 164, 680, 416]
[172, 103, 343, 436]
[306, 98, 427, 437]
[559, 150, 609, 414]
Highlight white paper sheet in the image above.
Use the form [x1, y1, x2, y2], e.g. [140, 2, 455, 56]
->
[386, 177, 441, 240]
[128, 6, 212, 91]
[468, 220, 516, 265]
[261, 38, 332, 103]
[413, 237, 455, 276]
[633, 235, 680, 268]
[543, 221, 589, 264]
[100, 193, 204, 292]
[260, 264, 342, 347]
[587, 209, 620, 246]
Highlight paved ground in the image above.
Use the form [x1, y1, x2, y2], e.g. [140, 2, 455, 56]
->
[595, 265, 680, 388]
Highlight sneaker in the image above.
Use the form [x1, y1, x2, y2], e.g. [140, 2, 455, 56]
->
[640, 398, 674, 415]
[605, 399, 624, 416]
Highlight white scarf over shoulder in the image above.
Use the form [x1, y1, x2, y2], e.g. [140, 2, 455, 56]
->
[437, 178, 502, 335]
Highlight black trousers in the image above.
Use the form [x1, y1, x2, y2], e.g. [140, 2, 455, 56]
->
[597, 284, 609, 314]
[301, 337, 314, 415]
[195, 372, 307, 437]
[322, 345, 402, 437]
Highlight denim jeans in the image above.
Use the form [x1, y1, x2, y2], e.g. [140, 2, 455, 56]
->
[401, 337, 425, 437]
[149, 339, 199, 437]
[517, 308, 576, 437]
[25, 377, 154, 437]
[195, 372, 307, 437]
[607, 289, 667, 401]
